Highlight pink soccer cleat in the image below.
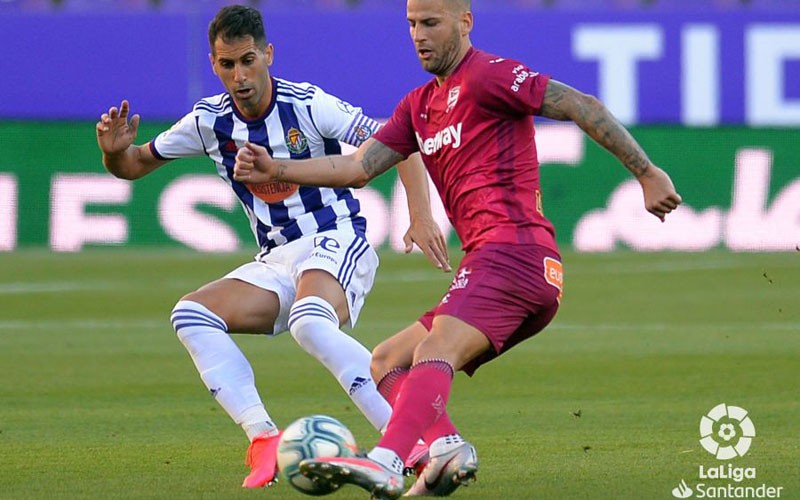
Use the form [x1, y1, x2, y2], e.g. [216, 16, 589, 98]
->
[242, 430, 283, 488]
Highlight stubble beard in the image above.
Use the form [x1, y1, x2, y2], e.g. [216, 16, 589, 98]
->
[422, 30, 462, 78]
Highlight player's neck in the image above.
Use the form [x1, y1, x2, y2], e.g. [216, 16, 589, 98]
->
[435, 44, 472, 86]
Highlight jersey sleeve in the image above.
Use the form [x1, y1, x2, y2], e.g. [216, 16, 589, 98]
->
[149, 111, 206, 160]
[475, 58, 551, 118]
[307, 87, 381, 148]
[372, 95, 418, 158]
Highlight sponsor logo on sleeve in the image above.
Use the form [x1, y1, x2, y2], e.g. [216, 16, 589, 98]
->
[510, 64, 538, 93]
[354, 124, 374, 142]
[336, 99, 357, 115]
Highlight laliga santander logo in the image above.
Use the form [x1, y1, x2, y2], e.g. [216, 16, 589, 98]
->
[699, 403, 756, 460]
[670, 405, 783, 499]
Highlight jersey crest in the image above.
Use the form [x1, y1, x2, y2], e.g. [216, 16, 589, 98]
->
[446, 86, 461, 113]
[285, 127, 309, 155]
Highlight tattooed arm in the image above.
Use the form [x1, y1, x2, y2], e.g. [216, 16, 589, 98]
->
[233, 138, 405, 188]
[538, 79, 682, 220]
[539, 80, 653, 178]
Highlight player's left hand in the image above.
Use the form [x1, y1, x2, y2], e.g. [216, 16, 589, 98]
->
[638, 165, 682, 222]
[234, 142, 277, 183]
[404, 215, 451, 272]
[96, 100, 140, 155]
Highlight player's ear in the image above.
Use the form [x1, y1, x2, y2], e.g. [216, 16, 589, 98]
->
[264, 43, 274, 67]
[208, 52, 217, 75]
[460, 11, 473, 36]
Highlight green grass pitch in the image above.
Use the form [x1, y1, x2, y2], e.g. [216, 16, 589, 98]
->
[1, 249, 798, 499]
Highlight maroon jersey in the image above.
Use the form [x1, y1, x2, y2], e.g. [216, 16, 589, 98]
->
[375, 48, 558, 253]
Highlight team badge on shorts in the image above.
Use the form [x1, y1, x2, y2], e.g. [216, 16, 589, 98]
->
[285, 127, 309, 155]
[543, 257, 563, 301]
[313, 236, 341, 252]
[450, 267, 471, 291]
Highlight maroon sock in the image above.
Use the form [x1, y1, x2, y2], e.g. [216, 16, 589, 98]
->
[376, 367, 409, 407]
[376, 360, 454, 461]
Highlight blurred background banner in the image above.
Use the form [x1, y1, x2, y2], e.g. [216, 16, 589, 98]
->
[1, 6, 799, 124]
[2, 122, 798, 252]
[1, 1, 798, 252]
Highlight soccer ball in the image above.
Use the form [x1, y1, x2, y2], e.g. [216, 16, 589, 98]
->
[277, 415, 358, 495]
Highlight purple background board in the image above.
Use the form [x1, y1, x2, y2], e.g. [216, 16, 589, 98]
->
[1, 9, 798, 123]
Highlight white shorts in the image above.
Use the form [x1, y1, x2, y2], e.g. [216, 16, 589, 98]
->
[224, 230, 379, 335]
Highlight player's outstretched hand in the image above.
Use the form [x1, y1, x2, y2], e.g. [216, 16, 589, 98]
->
[234, 142, 277, 183]
[96, 100, 140, 155]
[638, 165, 682, 222]
[404, 215, 451, 272]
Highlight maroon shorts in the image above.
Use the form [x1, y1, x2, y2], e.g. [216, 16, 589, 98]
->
[419, 243, 563, 375]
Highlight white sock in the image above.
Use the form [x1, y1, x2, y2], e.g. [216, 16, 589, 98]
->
[239, 407, 280, 441]
[171, 300, 275, 440]
[429, 434, 466, 456]
[289, 296, 391, 431]
[367, 447, 404, 475]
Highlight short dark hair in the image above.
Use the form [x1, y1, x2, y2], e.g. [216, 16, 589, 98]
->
[208, 5, 267, 52]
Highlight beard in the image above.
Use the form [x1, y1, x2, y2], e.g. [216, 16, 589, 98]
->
[419, 30, 462, 77]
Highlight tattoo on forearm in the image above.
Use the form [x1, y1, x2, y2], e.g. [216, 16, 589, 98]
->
[360, 142, 403, 179]
[276, 162, 289, 181]
[588, 110, 651, 177]
[540, 80, 651, 177]
[539, 83, 570, 121]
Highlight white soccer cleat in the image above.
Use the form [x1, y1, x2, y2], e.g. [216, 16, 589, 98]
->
[403, 442, 478, 497]
[300, 456, 404, 500]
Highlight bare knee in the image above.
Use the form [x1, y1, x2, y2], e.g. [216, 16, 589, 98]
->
[179, 288, 221, 316]
[412, 333, 452, 363]
[370, 322, 429, 382]
[178, 279, 280, 334]
[370, 340, 394, 382]
[413, 316, 492, 371]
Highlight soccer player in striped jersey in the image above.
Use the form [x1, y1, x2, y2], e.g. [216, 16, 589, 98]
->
[95, 5, 448, 489]
[233, 0, 682, 497]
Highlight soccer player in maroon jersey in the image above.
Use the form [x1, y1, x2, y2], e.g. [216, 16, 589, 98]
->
[234, 0, 682, 497]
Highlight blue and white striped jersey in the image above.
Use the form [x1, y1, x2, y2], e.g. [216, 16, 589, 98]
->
[149, 77, 379, 256]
